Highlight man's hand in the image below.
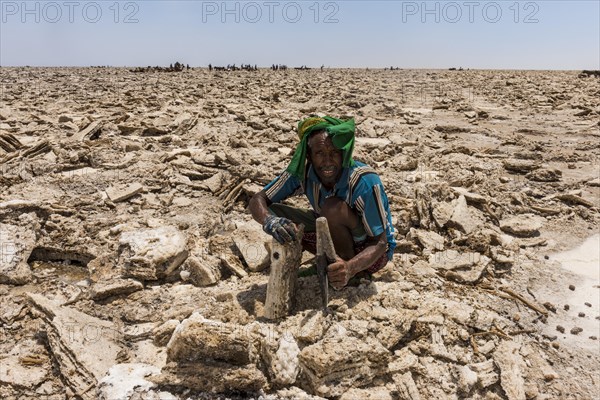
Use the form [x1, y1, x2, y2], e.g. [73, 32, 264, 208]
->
[327, 258, 353, 290]
[263, 215, 297, 244]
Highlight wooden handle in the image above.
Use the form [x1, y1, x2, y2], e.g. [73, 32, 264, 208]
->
[316, 217, 337, 262]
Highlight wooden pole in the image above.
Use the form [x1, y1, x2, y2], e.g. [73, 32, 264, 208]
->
[264, 225, 304, 320]
[315, 217, 338, 310]
[316, 217, 337, 261]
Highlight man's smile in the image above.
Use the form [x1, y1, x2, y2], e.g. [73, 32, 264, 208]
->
[319, 166, 338, 178]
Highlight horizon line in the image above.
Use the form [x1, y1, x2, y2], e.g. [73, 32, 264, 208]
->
[0, 65, 597, 72]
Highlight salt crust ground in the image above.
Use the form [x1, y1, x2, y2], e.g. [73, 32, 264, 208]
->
[0, 67, 598, 399]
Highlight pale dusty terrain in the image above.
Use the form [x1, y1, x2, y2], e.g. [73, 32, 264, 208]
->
[0, 68, 599, 399]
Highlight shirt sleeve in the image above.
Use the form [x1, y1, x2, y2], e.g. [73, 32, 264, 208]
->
[353, 179, 390, 238]
[263, 171, 303, 203]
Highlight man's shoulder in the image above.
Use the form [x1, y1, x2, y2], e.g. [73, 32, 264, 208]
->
[348, 161, 382, 185]
[346, 161, 384, 199]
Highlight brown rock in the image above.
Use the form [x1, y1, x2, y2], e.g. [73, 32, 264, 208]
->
[105, 183, 144, 203]
[182, 255, 221, 286]
[500, 214, 543, 237]
[493, 341, 526, 400]
[90, 278, 143, 301]
[0, 222, 36, 285]
[119, 226, 188, 280]
[448, 195, 484, 234]
[299, 336, 389, 397]
[503, 159, 540, 173]
[526, 168, 562, 182]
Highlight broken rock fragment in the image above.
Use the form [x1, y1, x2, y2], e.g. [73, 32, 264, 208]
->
[428, 250, 490, 284]
[119, 226, 188, 280]
[105, 182, 144, 203]
[299, 336, 389, 397]
[181, 254, 221, 286]
[526, 168, 562, 182]
[153, 361, 267, 393]
[393, 371, 421, 400]
[500, 214, 543, 237]
[411, 228, 444, 252]
[167, 312, 261, 365]
[28, 293, 123, 400]
[158, 313, 267, 392]
[90, 278, 144, 301]
[431, 200, 454, 228]
[153, 319, 180, 347]
[454, 365, 478, 395]
[73, 120, 103, 141]
[503, 159, 540, 173]
[493, 341, 526, 400]
[233, 222, 271, 272]
[469, 359, 499, 388]
[0, 222, 36, 285]
[448, 195, 484, 234]
[261, 333, 301, 386]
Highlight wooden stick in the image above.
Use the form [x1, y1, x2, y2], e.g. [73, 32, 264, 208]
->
[471, 330, 511, 341]
[470, 336, 479, 354]
[316, 217, 338, 310]
[264, 225, 304, 320]
[499, 286, 548, 316]
[509, 329, 537, 336]
[316, 217, 337, 262]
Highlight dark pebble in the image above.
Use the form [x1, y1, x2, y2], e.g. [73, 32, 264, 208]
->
[556, 325, 565, 333]
[570, 327, 583, 335]
[542, 334, 557, 341]
[564, 304, 570, 311]
[590, 336, 598, 340]
[544, 255, 549, 259]
[578, 312, 586, 317]
[568, 285, 575, 291]
[584, 302, 592, 307]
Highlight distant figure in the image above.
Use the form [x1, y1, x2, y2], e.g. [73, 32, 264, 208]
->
[579, 70, 600, 78]
[209, 63, 212, 71]
[321, 64, 324, 71]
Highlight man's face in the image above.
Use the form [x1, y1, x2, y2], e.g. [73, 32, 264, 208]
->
[308, 131, 343, 188]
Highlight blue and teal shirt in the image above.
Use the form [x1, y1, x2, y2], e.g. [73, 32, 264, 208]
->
[263, 161, 396, 260]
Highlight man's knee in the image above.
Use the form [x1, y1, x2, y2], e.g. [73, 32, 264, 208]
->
[320, 197, 345, 218]
[320, 197, 358, 228]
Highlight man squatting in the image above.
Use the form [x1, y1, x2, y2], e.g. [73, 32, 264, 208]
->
[250, 116, 396, 289]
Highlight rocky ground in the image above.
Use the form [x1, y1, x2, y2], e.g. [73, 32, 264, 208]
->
[0, 67, 599, 400]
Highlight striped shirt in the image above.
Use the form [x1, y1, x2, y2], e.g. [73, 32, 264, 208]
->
[264, 161, 396, 260]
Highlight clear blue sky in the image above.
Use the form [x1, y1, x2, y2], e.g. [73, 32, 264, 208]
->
[1, 0, 599, 69]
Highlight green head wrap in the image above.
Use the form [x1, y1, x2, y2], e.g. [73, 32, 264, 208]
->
[286, 116, 356, 180]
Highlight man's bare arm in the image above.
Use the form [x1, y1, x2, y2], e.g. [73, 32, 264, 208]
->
[249, 190, 271, 225]
[348, 232, 388, 275]
[328, 232, 387, 288]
